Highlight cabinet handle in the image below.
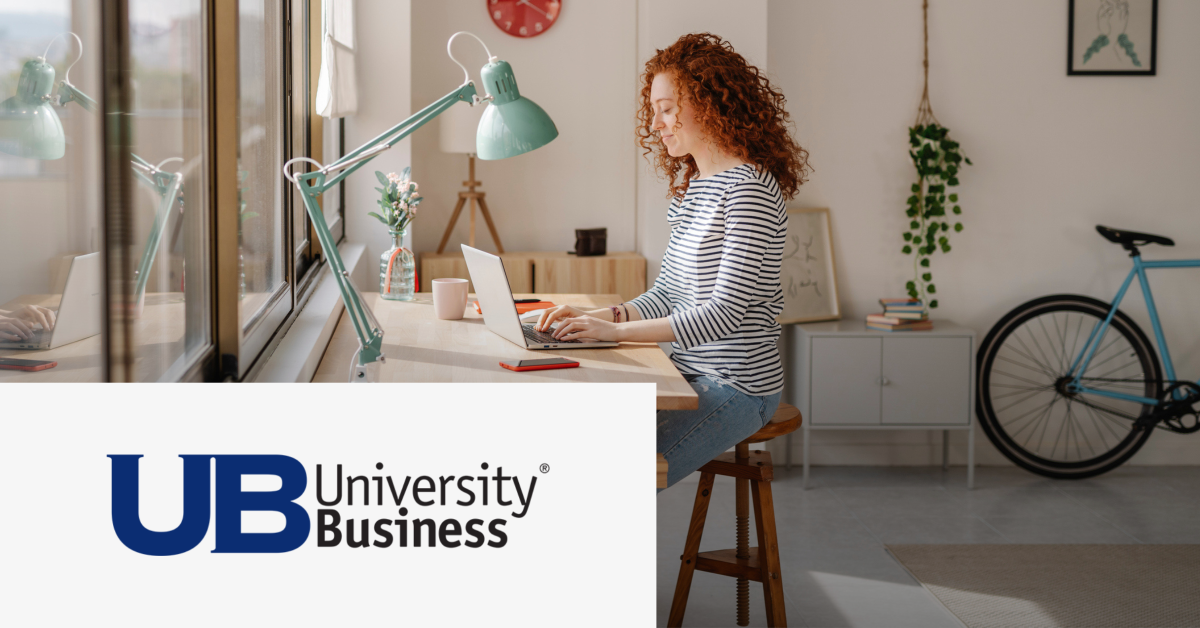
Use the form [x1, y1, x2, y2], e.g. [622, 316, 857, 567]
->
[878, 377, 891, 386]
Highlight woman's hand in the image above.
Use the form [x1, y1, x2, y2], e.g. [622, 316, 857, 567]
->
[0, 305, 55, 341]
[534, 305, 591, 333]
[552, 316, 621, 342]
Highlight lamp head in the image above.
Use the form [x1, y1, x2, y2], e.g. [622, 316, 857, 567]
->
[475, 58, 558, 160]
[0, 57, 65, 160]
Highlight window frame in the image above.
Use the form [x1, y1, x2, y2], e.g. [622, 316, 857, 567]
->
[98, 0, 332, 382]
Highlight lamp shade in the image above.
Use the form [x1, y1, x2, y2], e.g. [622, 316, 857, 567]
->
[0, 58, 65, 160]
[439, 97, 485, 154]
[475, 59, 557, 160]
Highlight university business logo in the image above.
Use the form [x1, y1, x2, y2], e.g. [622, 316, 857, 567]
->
[109, 455, 310, 556]
[109, 455, 541, 556]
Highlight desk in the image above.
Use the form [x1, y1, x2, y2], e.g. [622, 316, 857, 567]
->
[0, 293, 188, 383]
[314, 293, 698, 410]
[314, 293, 696, 488]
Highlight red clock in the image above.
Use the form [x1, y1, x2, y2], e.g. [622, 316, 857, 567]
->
[488, 0, 561, 38]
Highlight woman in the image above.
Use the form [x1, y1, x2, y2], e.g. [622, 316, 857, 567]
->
[535, 33, 810, 489]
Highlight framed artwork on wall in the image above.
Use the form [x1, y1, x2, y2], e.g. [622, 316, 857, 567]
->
[777, 207, 841, 324]
[1068, 0, 1157, 76]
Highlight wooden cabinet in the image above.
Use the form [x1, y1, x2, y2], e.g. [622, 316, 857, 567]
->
[420, 251, 646, 302]
[789, 320, 977, 487]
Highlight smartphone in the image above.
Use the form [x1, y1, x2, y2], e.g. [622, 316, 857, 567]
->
[0, 358, 58, 372]
[499, 357, 580, 372]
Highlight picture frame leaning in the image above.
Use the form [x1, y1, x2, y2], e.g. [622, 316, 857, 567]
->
[777, 207, 841, 325]
[1068, 0, 1157, 76]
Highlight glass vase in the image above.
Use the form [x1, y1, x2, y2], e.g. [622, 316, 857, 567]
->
[380, 230, 415, 301]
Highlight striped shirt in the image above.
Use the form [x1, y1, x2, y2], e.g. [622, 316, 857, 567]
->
[628, 164, 787, 395]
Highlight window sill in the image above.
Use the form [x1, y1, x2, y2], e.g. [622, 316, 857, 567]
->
[252, 242, 368, 382]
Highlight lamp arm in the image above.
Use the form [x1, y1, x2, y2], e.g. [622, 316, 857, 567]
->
[132, 172, 183, 304]
[57, 80, 97, 113]
[56, 80, 182, 312]
[285, 82, 480, 371]
[320, 82, 479, 189]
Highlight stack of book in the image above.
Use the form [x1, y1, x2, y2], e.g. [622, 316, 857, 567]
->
[866, 298, 932, 332]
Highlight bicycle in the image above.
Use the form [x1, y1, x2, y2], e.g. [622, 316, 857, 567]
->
[975, 226, 1200, 479]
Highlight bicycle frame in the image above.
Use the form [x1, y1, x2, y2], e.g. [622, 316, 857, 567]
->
[1067, 254, 1200, 405]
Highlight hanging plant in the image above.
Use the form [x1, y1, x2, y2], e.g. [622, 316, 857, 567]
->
[902, 0, 970, 310]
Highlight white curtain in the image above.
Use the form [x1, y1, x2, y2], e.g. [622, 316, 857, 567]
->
[315, 0, 358, 118]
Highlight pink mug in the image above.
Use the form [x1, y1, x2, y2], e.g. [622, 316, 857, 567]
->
[432, 278, 469, 320]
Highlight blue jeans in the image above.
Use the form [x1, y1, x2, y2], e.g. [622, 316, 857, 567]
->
[657, 375, 782, 491]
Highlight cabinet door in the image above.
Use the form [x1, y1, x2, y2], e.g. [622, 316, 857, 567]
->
[810, 337, 882, 425]
[534, 254, 646, 302]
[420, 254, 532, 294]
[881, 336, 971, 425]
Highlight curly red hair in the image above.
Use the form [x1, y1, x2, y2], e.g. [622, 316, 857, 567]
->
[637, 33, 810, 200]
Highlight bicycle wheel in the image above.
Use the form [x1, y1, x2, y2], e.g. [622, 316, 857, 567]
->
[976, 295, 1162, 479]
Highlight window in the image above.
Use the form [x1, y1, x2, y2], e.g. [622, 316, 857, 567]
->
[0, 2, 104, 382]
[126, 0, 212, 381]
[1, 0, 327, 382]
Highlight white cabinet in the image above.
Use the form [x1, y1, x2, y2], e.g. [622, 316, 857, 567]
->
[787, 320, 976, 488]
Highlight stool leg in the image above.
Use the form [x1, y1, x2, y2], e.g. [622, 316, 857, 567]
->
[752, 479, 787, 627]
[735, 443, 751, 626]
[668, 472, 715, 628]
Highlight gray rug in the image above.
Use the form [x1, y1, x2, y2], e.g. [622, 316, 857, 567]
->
[887, 545, 1200, 628]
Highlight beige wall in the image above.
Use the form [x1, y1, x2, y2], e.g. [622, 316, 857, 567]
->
[344, 0, 413, 271]
[769, 0, 1200, 466]
[410, 0, 637, 256]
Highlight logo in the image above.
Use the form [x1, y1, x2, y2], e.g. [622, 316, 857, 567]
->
[109, 456, 544, 556]
[108, 455, 310, 556]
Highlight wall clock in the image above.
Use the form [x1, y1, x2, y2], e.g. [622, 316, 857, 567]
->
[488, 0, 561, 38]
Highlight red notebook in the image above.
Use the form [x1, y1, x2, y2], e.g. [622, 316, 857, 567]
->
[473, 301, 556, 315]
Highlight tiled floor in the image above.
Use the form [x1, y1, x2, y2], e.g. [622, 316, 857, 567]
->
[656, 465, 1200, 628]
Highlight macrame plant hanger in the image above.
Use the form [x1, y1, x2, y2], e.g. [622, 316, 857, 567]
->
[914, 0, 939, 128]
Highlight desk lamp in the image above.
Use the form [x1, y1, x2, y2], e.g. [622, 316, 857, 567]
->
[0, 33, 184, 316]
[284, 31, 557, 382]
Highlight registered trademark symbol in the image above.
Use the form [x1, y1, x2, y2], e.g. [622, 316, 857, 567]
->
[540, 463, 550, 474]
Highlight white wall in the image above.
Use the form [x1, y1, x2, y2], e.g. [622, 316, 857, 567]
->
[769, 0, 1200, 466]
[344, 0, 412, 273]
[410, 0, 637, 256]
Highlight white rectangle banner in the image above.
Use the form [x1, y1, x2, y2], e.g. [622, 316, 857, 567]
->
[0, 383, 657, 627]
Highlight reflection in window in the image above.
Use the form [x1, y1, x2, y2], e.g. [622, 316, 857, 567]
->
[0, 2, 104, 381]
[127, 0, 210, 381]
[239, 0, 284, 327]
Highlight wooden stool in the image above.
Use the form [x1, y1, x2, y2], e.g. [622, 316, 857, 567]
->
[668, 403, 802, 628]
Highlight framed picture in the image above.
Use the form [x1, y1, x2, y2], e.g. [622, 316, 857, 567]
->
[777, 207, 841, 324]
[1068, 0, 1157, 75]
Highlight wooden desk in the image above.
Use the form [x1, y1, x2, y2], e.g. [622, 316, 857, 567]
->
[0, 293, 188, 383]
[313, 293, 698, 412]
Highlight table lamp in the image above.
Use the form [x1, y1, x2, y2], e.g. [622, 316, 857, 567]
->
[0, 33, 184, 317]
[437, 101, 504, 253]
[284, 31, 557, 382]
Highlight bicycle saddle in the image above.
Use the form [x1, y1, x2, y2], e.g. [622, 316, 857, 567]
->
[1096, 225, 1174, 250]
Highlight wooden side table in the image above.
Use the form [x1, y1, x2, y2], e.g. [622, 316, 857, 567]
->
[420, 251, 646, 302]
[787, 320, 977, 488]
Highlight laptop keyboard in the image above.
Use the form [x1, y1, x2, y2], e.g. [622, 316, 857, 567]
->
[0, 329, 45, 346]
[522, 324, 580, 344]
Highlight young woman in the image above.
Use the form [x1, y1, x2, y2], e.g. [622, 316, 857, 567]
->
[534, 33, 809, 489]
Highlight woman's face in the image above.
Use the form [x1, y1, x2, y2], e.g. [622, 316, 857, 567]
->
[650, 72, 701, 158]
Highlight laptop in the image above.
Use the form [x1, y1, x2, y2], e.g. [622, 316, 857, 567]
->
[461, 245, 618, 350]
[0, 252, 102, 350]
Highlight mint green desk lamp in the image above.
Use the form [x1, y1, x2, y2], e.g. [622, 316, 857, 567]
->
[284, 31, 557, 382]
[0, 33, 184, 317]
